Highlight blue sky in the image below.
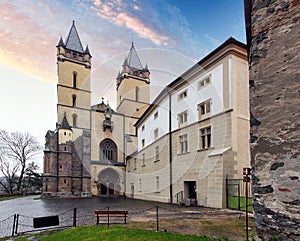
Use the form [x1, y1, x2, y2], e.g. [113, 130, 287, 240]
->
[0, 0, 246, 153]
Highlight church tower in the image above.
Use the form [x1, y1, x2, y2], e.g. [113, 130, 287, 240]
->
[56, 20, 92, 134]
[116, 42, 150, 120]
[43, 21, 92, 197]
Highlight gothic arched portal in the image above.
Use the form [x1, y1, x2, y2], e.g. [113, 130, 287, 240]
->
[97, 168, 121, 195]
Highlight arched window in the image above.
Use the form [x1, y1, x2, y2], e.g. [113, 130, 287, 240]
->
[73, 72, 77, 88]
[72, 114, 77, 127]
[100, 139, 117, 162]
[72, 95, 77, 107]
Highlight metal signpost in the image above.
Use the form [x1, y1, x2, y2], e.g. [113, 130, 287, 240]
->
[243, 167, 251, 241]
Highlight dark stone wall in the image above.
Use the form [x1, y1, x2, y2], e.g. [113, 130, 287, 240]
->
[43, 130, 91, 196]
[249, 0, 300, 240]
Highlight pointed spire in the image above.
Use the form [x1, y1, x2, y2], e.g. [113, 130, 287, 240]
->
[60, 113, 71, 130]
[84, 45, 92, 56]
[127, 42, 143, 70]
[65, 20, 84, 53]
[144, 63, 149, 71]
[122, 57, 128, 66]
[57, 36, 65, 47]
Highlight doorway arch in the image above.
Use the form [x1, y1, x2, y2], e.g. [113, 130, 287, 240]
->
[130, 184, 134, 198]
[97, 168, 120, 195]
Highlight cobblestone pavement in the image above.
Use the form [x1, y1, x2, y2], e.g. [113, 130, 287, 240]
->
[0, 195, 245, 238]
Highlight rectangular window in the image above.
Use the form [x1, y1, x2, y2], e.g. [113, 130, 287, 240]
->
[134, 158, 137, 170]
[154, 128, 158, 140]
[198, 75, 211, 89]
[179, 134, 188, 154]
[178, 111, 188, 126]
[156, 176, 160, 192]
[142, 125, 145, 131]
[141, 139, 145, 148]
[154, 111, 158, 120]
[198, 100, 211, 119]
[155, 146, 159, 162]
[178, 90, 188, 101]
[200, 127, 211, 149]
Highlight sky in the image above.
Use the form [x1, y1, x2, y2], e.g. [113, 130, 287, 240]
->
[0, 0, 246, 167]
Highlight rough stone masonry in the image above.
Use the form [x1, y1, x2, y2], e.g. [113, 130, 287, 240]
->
[246, 0, 300, 240]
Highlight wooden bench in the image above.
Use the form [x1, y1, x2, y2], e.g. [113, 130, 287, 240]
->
[94, 210, 128, 225]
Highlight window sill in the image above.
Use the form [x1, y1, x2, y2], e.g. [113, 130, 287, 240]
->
[197, 147, 214, 152]
[178, 123, 188, 128]
[199, 114, 211, 122]
[177, 151, 190, 156]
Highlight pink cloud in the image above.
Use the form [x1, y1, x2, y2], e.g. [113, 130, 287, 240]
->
[91, 0, 173, 46]
[0, 1, 72, 83]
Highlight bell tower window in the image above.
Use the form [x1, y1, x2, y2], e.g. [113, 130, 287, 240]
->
[73, 72, 77, 88]
[72, 95, 77, 107]
[72, 114, 77, 127]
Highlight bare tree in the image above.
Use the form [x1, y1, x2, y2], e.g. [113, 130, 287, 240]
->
[0, 130, 42, 194]
[0, 148, 19, 194]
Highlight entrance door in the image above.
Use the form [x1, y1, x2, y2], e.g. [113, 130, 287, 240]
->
[100, 184, 107, 195]
[184, 181, 197, 200]
[98, 168, 120, 196]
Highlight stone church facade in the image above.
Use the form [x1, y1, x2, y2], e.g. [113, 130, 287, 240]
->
[43, 22, 250, 209]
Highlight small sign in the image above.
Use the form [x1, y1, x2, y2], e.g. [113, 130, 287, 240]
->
[33, 215, 59, 229]
[243, 167, 251, 176]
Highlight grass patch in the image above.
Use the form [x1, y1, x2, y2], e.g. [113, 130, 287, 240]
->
[35, 226, 227, 241]
[2, 219, 256, 241]
[127, 218, 256, 240]
[228, 196, 253, 213]
[0, 196, 19, 201]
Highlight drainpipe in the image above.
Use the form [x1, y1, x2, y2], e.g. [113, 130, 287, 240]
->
[56, 131, 59, 193]
[168, 90, 173, 204]
[123, 114, 126, 196]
